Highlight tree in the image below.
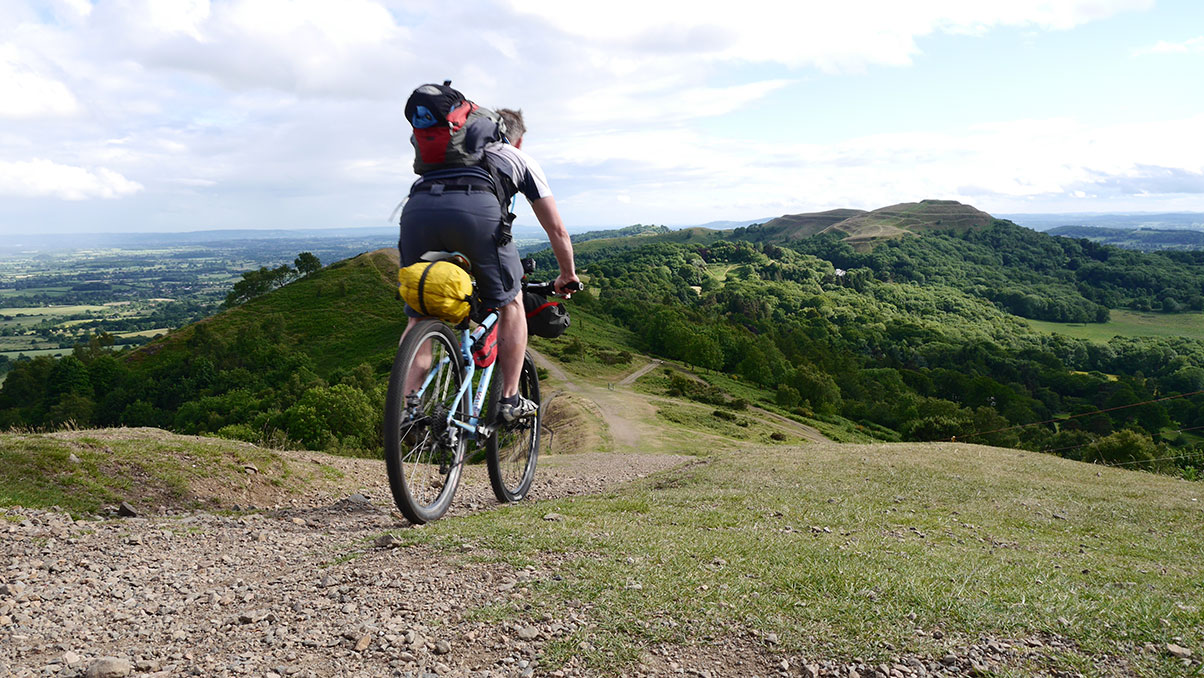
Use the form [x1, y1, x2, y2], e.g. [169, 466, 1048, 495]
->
[295, 252, 321, 277]
[283, 384, 377, 450]
[224, 264, 297, 307]
[1085, 429, 1161, 470]
[775, 384, 801, 408]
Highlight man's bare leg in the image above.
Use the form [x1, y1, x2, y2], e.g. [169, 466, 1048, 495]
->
[497, 295, 528, 398]
[401, 316, 432, 396]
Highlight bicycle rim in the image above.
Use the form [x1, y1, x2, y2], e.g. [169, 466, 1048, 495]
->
[384, 321, 466, 524]
[486, 352, 540, 502]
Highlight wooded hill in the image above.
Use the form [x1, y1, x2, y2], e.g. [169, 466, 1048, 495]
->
[2, 201, 1203, 479]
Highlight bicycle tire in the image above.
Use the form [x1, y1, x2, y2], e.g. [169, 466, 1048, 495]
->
[485, 352, 541, 502]
[383, 320, 467, 524]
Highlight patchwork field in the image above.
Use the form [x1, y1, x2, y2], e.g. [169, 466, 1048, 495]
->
[0, 234, 394, 369]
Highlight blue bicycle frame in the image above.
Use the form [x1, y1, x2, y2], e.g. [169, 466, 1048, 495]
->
[412, 311, 501, 441]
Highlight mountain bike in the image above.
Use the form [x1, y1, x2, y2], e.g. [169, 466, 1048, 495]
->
[383, 257, 578, 524]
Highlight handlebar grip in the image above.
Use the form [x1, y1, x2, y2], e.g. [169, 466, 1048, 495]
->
[564, 281, 584, 293]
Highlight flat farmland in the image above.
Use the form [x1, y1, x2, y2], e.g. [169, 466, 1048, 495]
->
[1026, 309, 1204, 342]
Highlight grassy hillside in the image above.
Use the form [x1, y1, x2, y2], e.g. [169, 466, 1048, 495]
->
[740, 209, 867, 243]
[6, 209, 1204, 468]
[135, 248, 405, 377]
[830, 199, 995, 249]
[732, 201, 993, 250]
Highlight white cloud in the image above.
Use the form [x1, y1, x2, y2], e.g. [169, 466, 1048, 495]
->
[0, 0, 1187, 232]
[507, 0, 1153, 71]
[0, 159, 144, 200]
[562, 79, 792, 126]
[1134, 36, 1204, 55]
[45, 0, 93, 23]
[541, 114, 1204, 223]
[82, 0, 411, 97]
[0, 45, 79, 118]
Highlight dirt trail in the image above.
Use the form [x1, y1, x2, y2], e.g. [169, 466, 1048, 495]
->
[531, 351, 828, 450]
[618, 359, 663, 386]
[529, 352, 662, 453]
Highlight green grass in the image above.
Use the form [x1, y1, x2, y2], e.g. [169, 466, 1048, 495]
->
[633, 363, 880, 444]
[1027, 310, 1204, 343]
[390, 442, 1204, 675]
[0, 429, 317, 515]
[653, 401, 804, 446]
[530, 303, 645, 381]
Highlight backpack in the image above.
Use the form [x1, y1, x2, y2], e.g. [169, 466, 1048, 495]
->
[404, 81, 518, 245]
[405, 82, 506, 175]
[397, 254, 474, 324]
[524, 291, 571, 338]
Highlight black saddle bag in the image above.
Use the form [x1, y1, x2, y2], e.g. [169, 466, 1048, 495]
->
[523, 291, 570, 338]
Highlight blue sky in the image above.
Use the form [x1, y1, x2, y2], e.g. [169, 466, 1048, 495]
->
[1, 0, 1203, 234]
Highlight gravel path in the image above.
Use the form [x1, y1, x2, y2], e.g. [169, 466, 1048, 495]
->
[0, 450, 688, 678]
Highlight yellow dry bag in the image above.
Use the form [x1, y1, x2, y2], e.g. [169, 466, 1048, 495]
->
[398, 259, 473, 323]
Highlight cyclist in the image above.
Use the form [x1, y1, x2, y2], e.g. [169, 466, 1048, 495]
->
[398, 107, 578, 422]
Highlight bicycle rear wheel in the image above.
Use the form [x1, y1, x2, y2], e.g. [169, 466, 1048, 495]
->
[384, 320, 467, 524]
[486, 352, 541, 502]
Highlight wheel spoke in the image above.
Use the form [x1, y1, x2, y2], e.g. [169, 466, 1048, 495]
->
[486, 354, 539, 502]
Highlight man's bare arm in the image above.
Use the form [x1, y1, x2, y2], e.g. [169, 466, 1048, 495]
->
[531, 196, 579, 293]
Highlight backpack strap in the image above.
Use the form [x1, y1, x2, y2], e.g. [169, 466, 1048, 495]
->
[483, 159, 518, 246]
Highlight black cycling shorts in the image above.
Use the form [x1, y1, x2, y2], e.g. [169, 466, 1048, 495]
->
[398, 189, 522, 317]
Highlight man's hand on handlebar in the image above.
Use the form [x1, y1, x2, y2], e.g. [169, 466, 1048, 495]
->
[554, 273, 582, 298]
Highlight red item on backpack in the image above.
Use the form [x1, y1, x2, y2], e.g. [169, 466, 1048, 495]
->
[405, 82, 505, 174]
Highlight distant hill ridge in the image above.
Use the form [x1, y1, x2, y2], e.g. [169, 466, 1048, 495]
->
[1046, 225, 1204, 251]
[738, 199, 996, 248]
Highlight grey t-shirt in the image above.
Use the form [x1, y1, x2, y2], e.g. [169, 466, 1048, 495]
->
[484, 143, 552, 203]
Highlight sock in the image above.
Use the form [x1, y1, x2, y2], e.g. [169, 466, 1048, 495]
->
[500, 394, 519, 406]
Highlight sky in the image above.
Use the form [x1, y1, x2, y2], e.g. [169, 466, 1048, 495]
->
[1, 0, 1203, 234]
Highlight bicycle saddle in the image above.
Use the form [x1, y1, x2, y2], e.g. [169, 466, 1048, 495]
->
[419, 250, 472, 272]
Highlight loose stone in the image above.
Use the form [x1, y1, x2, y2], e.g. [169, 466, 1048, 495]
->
[85, 656, 133, 678]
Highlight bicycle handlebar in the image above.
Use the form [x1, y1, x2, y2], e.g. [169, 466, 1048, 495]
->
[523, 280, 584, 297]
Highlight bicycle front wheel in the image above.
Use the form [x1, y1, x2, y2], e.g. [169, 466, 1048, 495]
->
[486, 352, 541, 502]
[384, 320, 467, 524]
